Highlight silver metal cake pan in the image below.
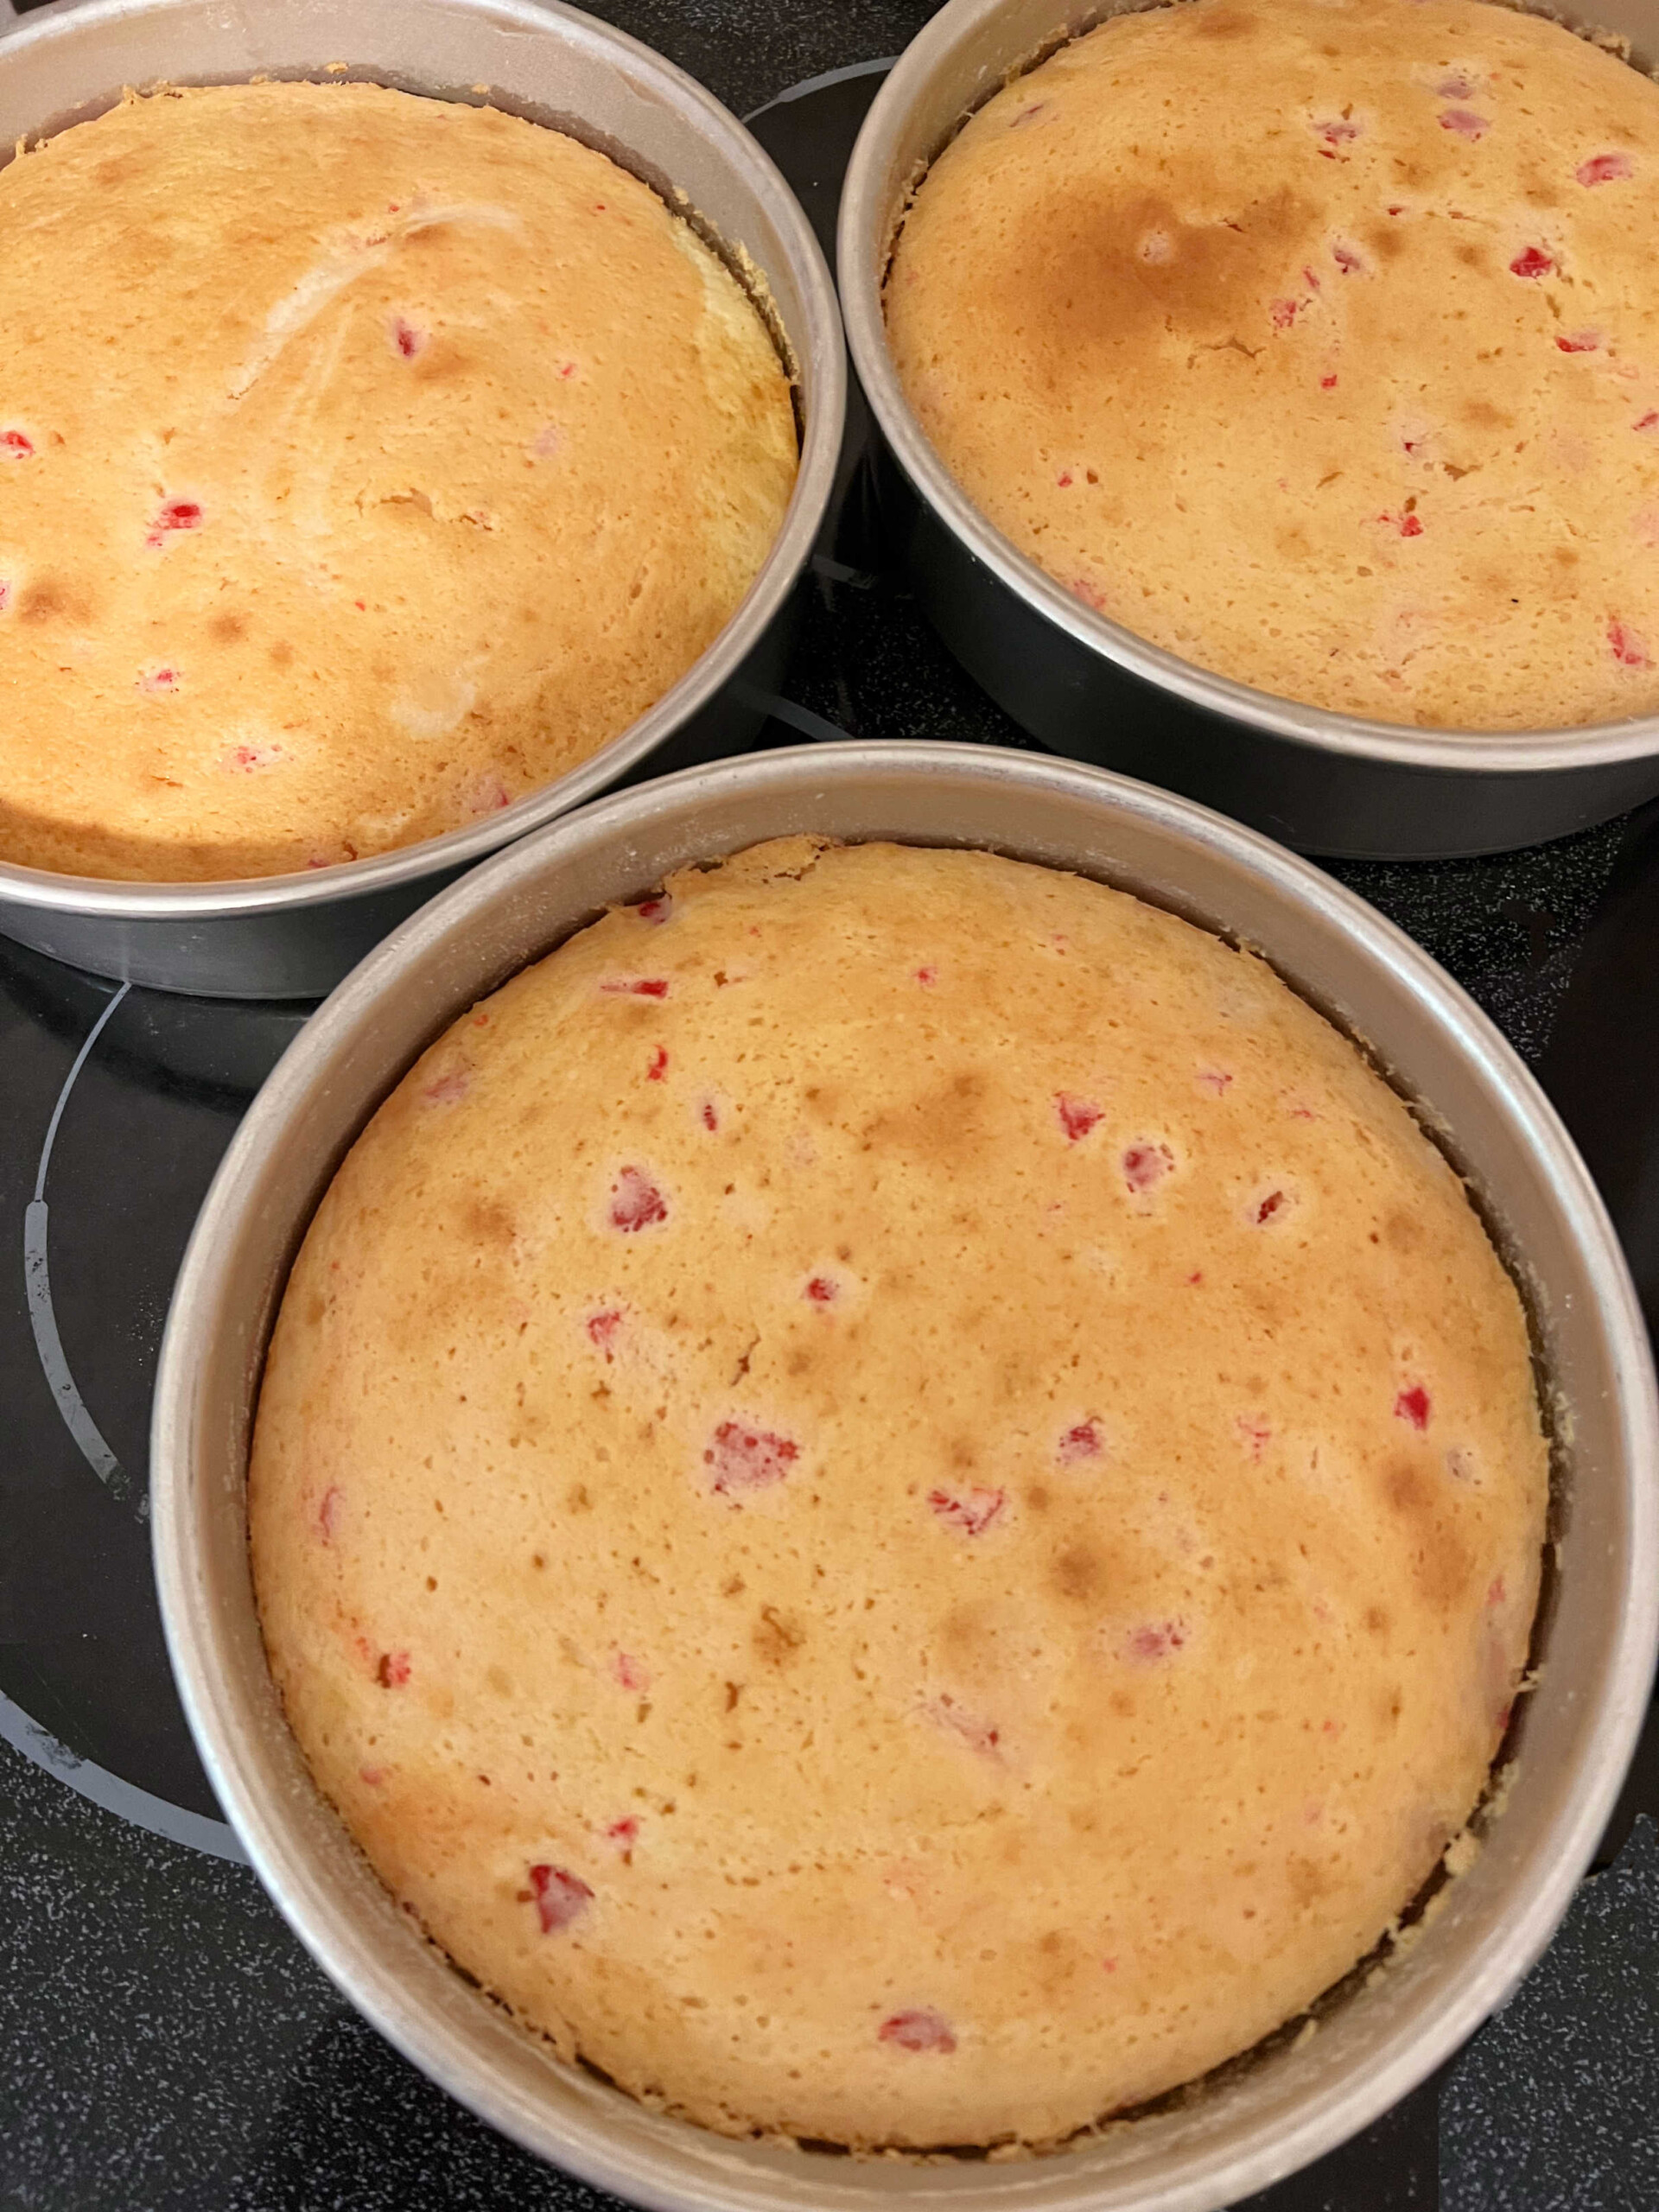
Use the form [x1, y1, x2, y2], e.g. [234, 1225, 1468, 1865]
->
[838, 0, 1659, 861]
[154, 741, 1659, 2212]
[0, 0, 843, 998]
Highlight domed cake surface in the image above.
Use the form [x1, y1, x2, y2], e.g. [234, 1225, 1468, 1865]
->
[251, 837, 1547, 2148]
[887, 0, 1659, 729]
[0, 82, 796, 880]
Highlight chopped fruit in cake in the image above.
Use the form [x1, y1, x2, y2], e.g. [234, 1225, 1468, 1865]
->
[529, 1865, 594, 1932]
[880, 2010, 957, 2054]
[608, 1166, 669, 1232]
[1055, 1093, 1103, 1141]
[705, 1422, 798, 1497]
[1058, 1419, 1103, 1463]
[927, 1486, 1007, 1536]
[1395, 1383, 1432, 1429]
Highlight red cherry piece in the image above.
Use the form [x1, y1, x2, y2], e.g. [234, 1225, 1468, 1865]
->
[138, 666, 181, 694]
[146, 499, 203, 549]
[1126, 1619, 1187, 1662]
[0, 582, 10, 614]
[359, 1766, 385, 1787]
[1556, 330, 1601, 353]
[804, 1276, 838, 1304]
[1055, 1092, 1103, 1142]
[1057, 471, 1074, 487]
[880, 2009, 957, 2054]
[1236, 1414, 1272, 1460]
[927, 1486, 1007, 1537]
[699, 1099, 720, 1132]
[1186, 1269, 1204, 1286]
[2, 429, 35, 459]
[612, 1650, 648, 1692]
[1509, 245, 1554, 278]
[610, 1166, 668, 1231]
[915, 965, 938, 985]
[1197, 1069, 1233, 1096]
[1395, 1384, 1432, 1430]
[633, 895, 672, 923]
[529, 1864, 594, 1933]
[559, 361, 578, 379]
[605, 1816, 639, 1859]
[601, 977, 670, 998]
[587, 1309, 622, 1358]
[1058, 1420, 1102, 1464]
[1010, 101, 1047, 128]
[1332, 243, 1365, 275]
[1487, 1576, 1507, 1608]
[1437, 72, 1476, 99]
[1610, 620, 1651, 668]
[1270, 297, 1304, 330]
[1320, 374, 1338, 389]
[1255, 1189, 1287, 1224]
[1440, 109, 1491, 140]
[705, 1421, 798, 1496]
[377, 1651, 410, 1688]
[925, 1695, 1000, 1758]
[1380, 511, 1424, 537]
[645, 1046, 669, 1082]
[391, 317, 426, 359]
[1636, 412, 1659, 432]
[1316, 118, 1360, 148]
[1122, 1141, 1173, 1192]
[317, 1486, 341, 1543]
[229, 743, 283, 772]
[422, 1070, 469, 1107]
[1577, 152, 1632, 186]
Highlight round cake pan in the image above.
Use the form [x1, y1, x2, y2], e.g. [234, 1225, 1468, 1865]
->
[153, 741, 1658, 2212]
[838, 0, 1659, 861]
[0, 0, 842, 999]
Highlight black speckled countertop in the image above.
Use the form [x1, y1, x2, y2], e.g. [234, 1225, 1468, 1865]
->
[3, 0, 1658, 2205]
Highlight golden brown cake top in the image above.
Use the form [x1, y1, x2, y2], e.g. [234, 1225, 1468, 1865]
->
[250, 838, 1547, 2149]
[887, 0, 1659, 730]
[0, 81, 795, 881]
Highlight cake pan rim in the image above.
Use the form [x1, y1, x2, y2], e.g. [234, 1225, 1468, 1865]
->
[0, 0, 844, 923]
[836, 0, 1659, 778]
[153, 739, 1659, 2212]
